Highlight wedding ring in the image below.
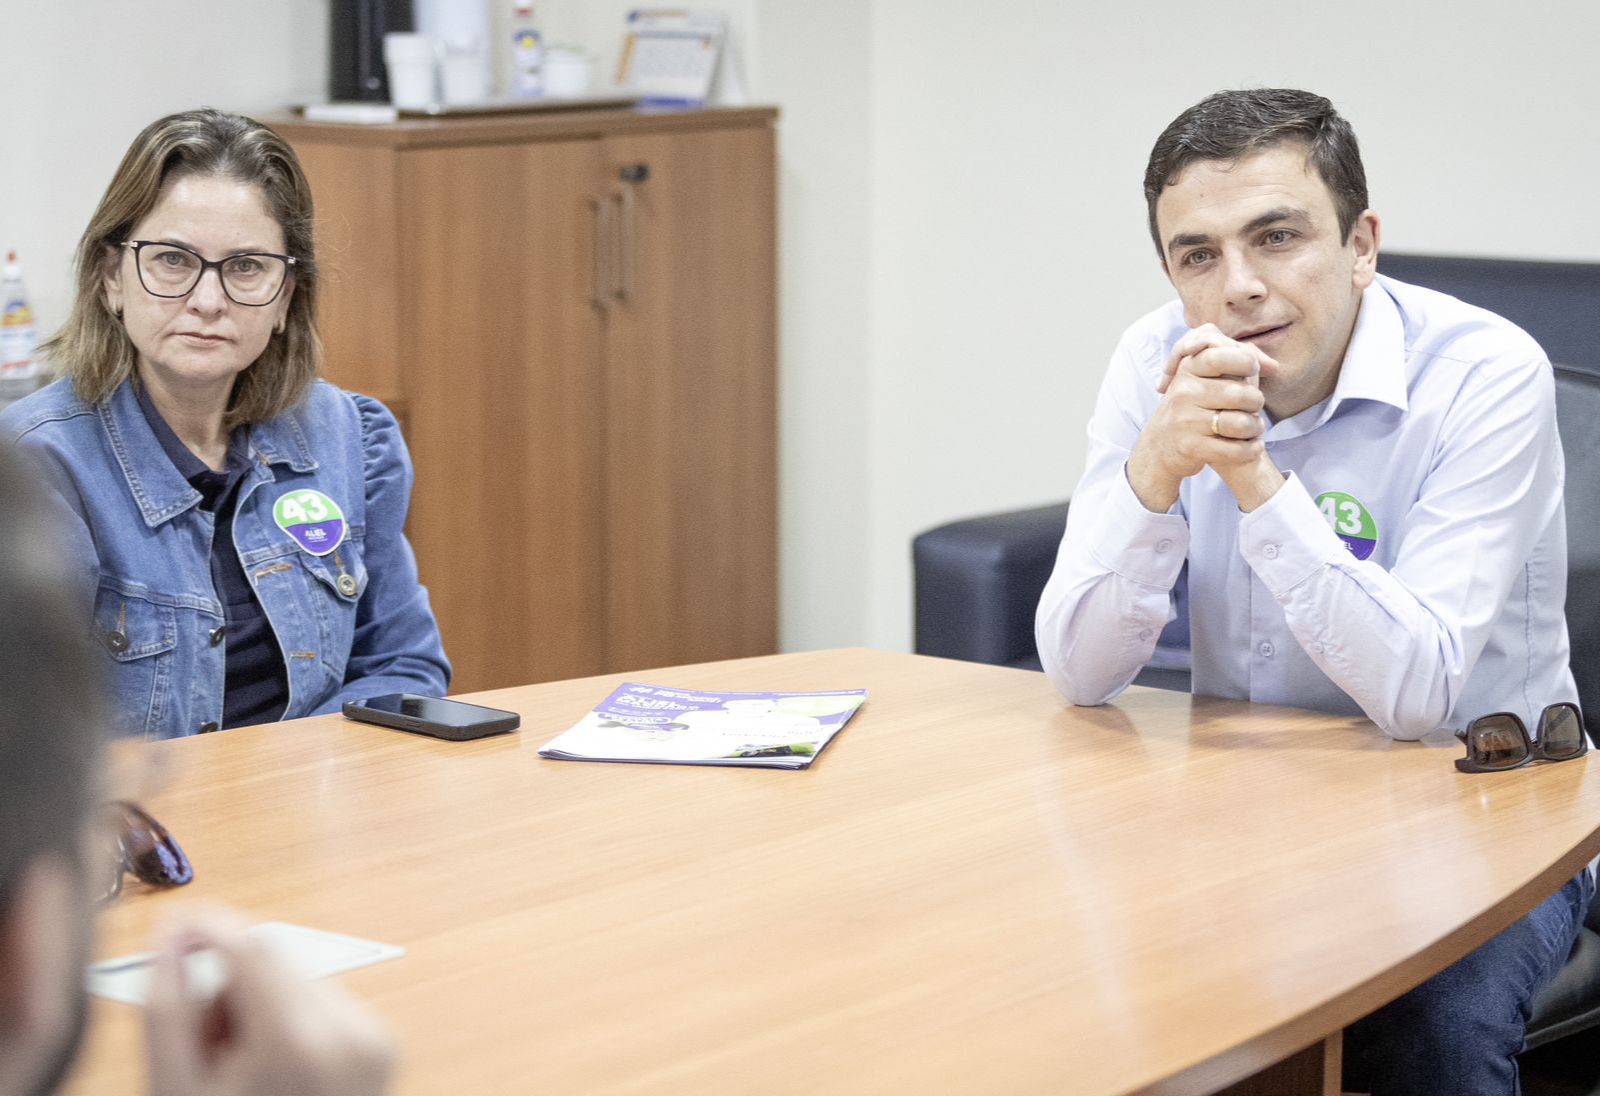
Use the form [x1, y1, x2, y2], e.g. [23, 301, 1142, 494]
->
[1212, 411, 1223, 437]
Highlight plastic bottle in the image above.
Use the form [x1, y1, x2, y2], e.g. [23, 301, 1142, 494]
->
[0, 251, 41, 402]
[509, 3, 544, 98]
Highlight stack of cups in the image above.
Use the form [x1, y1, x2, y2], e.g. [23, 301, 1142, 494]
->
[410, 0, 491, 107]
[439, 40, 491, 104]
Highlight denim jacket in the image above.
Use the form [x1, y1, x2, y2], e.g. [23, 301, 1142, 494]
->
[0, 377, 450, 738]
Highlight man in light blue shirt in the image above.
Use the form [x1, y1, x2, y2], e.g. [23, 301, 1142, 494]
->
[1035, 88, 1588, 1094]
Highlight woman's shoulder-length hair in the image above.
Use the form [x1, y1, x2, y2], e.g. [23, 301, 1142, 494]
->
[42, 108, 322, 429]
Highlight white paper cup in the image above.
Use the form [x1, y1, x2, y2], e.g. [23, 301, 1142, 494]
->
[440, 50, 490, 104]
[543, 48, 594, 99]
[383, 32, 437, 108]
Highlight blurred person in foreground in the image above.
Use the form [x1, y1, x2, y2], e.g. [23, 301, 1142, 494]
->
[0, 446, 392, 1096]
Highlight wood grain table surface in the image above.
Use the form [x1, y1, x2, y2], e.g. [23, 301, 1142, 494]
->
[60, 648, 1600, 1095]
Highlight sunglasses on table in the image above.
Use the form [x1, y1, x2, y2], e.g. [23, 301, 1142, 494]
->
[97, 800, 194, 905]
[1454, 702, 1588, 774]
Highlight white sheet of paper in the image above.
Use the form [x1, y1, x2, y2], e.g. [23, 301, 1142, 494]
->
[86, 921, 404, 1006]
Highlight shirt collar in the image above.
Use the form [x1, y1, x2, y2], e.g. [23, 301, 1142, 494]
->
[132, 380, 237, 482]
[99, 380, 319, 527]
[1268, 279, 1409, 440]
[1322, 279, 1410, 416]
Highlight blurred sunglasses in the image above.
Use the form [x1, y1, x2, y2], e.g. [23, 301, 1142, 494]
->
[1454, 702, 1587, 774]
[97, 800, 194, 905]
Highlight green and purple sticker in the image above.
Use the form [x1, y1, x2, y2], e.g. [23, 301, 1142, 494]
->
[1316, 491, 1377, 561]
[273, 489, 346, 557]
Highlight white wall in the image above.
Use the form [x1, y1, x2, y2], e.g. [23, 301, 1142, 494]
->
[852, 0, 1600, 653]
[0, 1, 328, 333]
[7, 0, 1600, 659]
[743, 0, 874, 651]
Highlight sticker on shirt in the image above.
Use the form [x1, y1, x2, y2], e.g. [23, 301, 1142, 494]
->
[273, 489, 347, 557]
[1316, 491, 1378, 561]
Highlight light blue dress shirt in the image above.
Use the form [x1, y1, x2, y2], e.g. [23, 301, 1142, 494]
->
[1036, 275, 1576, 740]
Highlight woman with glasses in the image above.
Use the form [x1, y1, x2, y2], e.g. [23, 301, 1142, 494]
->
[0, 109, 449, 738]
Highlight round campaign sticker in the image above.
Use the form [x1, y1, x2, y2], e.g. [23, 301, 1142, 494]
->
[1316, 491, 1378, 561]
[273, 489, 346, 557]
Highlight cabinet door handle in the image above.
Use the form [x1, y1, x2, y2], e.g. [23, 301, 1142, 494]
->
[617, 184, 637, 302]
[591, 195, 613, 310]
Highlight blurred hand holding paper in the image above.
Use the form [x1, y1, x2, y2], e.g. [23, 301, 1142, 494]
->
[88, 922, 404, 1006]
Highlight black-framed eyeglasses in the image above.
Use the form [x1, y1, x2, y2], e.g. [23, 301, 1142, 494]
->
[121, 240, 295, 307]
[1454, 703, 1587, 774]
[97, 800, 195, 905]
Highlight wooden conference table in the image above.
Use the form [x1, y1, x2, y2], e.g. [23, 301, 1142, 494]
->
[64, 648, 1600, 1095]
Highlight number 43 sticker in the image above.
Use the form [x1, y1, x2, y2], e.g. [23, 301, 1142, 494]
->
[274, 489, 347, 557]
[1316, 491, 1378, 561]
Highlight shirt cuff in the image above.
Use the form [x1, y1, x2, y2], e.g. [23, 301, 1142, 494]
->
[1238, 473, 1350, 597]
[1081, 464, 1190, 588]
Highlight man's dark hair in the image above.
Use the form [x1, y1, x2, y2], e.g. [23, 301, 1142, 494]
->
[1143, 88, 1369, 258]
[0, 448, 107, 911]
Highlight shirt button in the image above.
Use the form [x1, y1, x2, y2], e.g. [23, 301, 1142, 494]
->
[1263, 544, 1280, 560]
[1155, 539, 1173, 554]
[209, 626, 227, 647]
[1258, 641, 1275, 658]
[337, 574, 359, 597]
[198, 721, 219, 734]
[106, 631, 129, 654]
[1138, 628, 1154, 642]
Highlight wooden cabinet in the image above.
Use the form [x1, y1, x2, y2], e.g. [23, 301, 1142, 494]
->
[272, 109, 777, 692]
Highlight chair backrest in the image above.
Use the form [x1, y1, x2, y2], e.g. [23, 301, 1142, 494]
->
[1380, 253, 1600, 374]
[1382, 253, 1600, 743]
[1557, 366, 1600, 746]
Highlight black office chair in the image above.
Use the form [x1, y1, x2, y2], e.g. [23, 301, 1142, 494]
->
[1524, 361, 1600, 1050]
[911, 254, 1600, 1050]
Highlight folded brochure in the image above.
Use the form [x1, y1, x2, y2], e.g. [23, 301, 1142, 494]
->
[539, 682, 868, 768]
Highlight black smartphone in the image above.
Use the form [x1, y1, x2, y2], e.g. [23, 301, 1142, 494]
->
[342, 693, 520, 741]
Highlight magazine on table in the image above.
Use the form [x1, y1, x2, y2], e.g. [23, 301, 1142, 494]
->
[539, 682, 868, 769]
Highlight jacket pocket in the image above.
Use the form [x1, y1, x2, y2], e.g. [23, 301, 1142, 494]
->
[296, 540, 369, 677]
[93, 588, 178, 738]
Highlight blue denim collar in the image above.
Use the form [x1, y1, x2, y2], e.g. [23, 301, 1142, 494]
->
[97, 380, 319, 528]
[248, 395, 319, 477]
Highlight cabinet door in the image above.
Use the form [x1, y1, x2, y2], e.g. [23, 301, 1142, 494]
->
[401, 139, 608, 691]
[291, 141, 408, 402]
[598, 125, 778, 671]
